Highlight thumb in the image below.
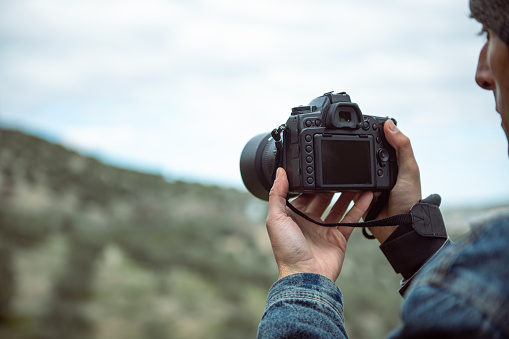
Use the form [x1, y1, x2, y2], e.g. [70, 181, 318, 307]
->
[384, 120, 420, 179]
[267, 168, 289, 221]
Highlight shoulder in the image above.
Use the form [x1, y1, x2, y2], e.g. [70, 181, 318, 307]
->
[411, 209, 509, 284]
[400, 210, 509, 337]
[468, 208, 509, 236]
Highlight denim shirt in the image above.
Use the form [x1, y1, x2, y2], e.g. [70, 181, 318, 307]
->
[257, 212, 509, 338]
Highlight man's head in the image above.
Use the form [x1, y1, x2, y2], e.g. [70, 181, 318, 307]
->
[470, 0, 509, 45]
[471, 0, 509, 142]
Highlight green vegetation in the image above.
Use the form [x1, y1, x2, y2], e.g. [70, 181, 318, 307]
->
[0, 127, 473, 338]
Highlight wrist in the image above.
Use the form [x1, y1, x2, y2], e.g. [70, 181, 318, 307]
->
[277, 265, 338, 282]
[368, 225, 399, 244]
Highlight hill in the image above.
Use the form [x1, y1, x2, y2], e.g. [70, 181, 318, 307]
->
[0, 127, 276, 339]
[0, 127, 495, 339]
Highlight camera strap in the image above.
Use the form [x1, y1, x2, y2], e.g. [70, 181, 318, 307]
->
[270, 125, 446, 240]
[361, 191, 389, 239]
[271, 125, 286, 182]
[285, 194, 447, 241]
[285, 198, 411, 228]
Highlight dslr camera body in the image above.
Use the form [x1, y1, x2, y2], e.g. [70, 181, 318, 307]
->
[240, 92, 398, 201]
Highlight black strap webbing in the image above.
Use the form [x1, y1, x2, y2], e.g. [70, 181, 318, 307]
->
[285, 198, 413, 228]
[362, 191, 390, 238]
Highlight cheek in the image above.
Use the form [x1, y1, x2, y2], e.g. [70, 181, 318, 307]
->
[489, 41, 509, 117]
[495, 62, 509, 104]
[499, 82, 509, 125]
[498, 90, 509, 138]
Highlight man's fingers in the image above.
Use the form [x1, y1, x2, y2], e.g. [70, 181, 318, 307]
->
[341, 191, 374, 224]
[324, 192, 356, 223]
[327, 191, 372, 241]
[304, 193, 334, 218]
[292, 193, 317, 210]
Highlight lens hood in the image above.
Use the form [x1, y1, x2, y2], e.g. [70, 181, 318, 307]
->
[239, 133, 275, 201]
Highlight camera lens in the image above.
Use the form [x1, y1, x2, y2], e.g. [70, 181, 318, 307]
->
[239, 133, 276, 201]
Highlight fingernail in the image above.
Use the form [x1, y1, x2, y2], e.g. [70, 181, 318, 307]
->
[387, 120, 399, 133]
[275, 167, 281, 180]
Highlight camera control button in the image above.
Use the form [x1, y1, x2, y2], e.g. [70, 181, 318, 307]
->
[315, 119, 322, 126]
[305, 120, 313, 127]
[305, 135, 312, 142]
[306, 156, 313, 163]
[376, 137, 382, 143]
[378, 169, 384, 177]
[372, 123, 379, 131]
[362, 121, 370, 130]
[306, 166, 313, 174]
[307, 177, 314, 185]
[377, 148, 390, 162]
[305, 145, 313, 153]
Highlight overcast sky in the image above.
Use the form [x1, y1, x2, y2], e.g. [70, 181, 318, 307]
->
[1, 0, 508, 208]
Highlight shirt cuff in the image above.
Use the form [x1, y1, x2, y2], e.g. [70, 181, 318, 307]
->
[265, 273, 345, 320]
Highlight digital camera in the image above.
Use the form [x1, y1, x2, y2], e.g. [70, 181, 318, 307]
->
[240, 92, 398, 201]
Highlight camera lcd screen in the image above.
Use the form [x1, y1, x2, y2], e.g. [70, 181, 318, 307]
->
[320, 139, 372, 185]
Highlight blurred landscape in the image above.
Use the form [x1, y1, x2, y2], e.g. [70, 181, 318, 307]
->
[0, 127, 504, 339]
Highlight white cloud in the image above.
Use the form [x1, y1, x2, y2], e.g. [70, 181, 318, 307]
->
[62, 125, 138, 150]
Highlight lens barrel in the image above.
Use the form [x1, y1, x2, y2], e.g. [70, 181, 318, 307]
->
[239, 133, 276, 201]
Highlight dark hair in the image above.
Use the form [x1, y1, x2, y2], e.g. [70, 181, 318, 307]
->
[470, 0, 509, 45]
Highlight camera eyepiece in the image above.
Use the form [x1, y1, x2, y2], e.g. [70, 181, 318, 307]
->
[324, 102, 363, 129]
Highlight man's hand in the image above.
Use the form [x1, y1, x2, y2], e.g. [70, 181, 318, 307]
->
[368, 119, 422, 243]
[266, 167, 373, 282]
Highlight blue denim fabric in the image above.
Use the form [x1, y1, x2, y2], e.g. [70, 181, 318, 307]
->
[257, 213, 509, 338]
[389, 212, 509, 338]
[257, 273, 348, 339]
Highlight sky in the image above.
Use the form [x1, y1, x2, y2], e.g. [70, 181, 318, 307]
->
[1, 0, 508, 209]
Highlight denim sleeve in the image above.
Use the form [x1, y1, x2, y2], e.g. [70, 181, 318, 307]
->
[257, 273, 348, 339]
[389, 214, 509, 338]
